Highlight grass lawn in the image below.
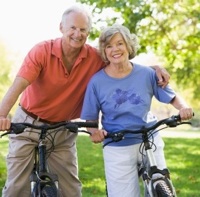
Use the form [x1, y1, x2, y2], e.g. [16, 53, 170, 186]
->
[0, 130, 200, 197]
[0, 137, 8, 192]
[77, 134, 200, 197]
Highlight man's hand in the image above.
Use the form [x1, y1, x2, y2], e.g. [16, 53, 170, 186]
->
[0, 117, 11, 131]
[152, 65, 170, 88]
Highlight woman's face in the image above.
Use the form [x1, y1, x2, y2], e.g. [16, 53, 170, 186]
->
[104, 33, 129, 64]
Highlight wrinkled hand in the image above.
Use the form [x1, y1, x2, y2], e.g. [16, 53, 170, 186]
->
[0, 117, 11, 131]
[90, 129, 107, 143]
[179, 108, 193, 120]
[154, 66, 170, 88]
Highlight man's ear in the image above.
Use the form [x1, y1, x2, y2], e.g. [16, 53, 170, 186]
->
[59, 22, 63, 33]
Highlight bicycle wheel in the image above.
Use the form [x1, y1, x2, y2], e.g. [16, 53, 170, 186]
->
[155, 180, 173, 197]
[32, 181, 58, 197]
[41, 184, 58, 197]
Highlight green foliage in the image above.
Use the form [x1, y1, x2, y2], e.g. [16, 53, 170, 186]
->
[0, 41, 12, 99]
[78, 0, 200, 100]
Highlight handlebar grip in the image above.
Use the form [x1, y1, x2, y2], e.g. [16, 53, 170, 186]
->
[173, 115, 181, 121]
[173, 112, 194, 122]
[165, 114, 193, 127]
[75, 122, 98, 128]
[64, 122, 98, 132]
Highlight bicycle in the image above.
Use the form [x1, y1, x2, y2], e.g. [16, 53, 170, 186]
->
[103, 115, 192, 197]
[0, 121, 97, 197]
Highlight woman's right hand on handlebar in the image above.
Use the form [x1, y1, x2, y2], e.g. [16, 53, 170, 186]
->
[0, 117, 11, 131]
[179, 108, 193, 120]
[89, 129, 107, 144]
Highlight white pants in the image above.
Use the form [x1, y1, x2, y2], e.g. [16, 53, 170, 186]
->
[103, 134, 166, 197]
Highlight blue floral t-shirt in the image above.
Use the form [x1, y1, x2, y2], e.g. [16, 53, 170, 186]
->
[81, 63, 175, 146]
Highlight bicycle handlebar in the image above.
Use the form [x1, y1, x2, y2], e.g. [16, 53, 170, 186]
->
[105, 115, 192, 142]
[0, 121, 98, 137]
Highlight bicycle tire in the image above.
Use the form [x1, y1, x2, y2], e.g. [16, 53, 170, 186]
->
[32, 181, 58, 197]
[155, 180, 173, 197]
[41, 184, 58, 197]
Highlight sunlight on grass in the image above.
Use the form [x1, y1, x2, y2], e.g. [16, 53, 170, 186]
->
[164, 137, 200, 197]
[77, 135, 106, 196]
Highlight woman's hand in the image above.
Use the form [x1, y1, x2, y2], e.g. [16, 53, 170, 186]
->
[89, 129, 107, 143]
[179, 108, 193, 120]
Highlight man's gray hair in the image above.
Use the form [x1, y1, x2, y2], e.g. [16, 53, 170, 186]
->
[61, 4, 92, 31]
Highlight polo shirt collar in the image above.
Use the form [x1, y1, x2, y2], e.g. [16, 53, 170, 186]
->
[52, 38, 88, 60]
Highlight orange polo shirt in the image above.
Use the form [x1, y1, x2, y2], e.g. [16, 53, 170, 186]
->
[18, 38, 104, 122]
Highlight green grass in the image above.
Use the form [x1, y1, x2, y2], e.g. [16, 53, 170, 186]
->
[77, 135, 106, 197]
[0, 131, 200, 197]
[163, 138, 200, 197]
[0, 137, 8, 192]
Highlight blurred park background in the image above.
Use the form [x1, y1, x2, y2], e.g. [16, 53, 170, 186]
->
[0, 0, 200, 196]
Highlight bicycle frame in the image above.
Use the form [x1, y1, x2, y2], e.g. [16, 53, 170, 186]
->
[140, 130, 176, 197]
[1, 121, 97, 197]
[30, 128, 59, 196]
[104, 115, 192, 197]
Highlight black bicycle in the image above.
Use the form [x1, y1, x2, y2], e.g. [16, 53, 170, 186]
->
[104, 115, 192, 197]
[1, 121, 97, 197]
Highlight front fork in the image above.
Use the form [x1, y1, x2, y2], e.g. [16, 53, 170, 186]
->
[142, 136, 176, 197]
[141, 140, 176, 196]
[30, 142, 59, 194]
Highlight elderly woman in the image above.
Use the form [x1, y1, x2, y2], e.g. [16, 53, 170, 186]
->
[81, 24, 193, 197]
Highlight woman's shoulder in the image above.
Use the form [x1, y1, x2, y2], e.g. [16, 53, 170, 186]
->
[133, 63, 155, 73]
[91, 68, 105, 78]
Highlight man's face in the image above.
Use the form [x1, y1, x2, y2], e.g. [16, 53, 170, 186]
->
[60, 12, 90, 49]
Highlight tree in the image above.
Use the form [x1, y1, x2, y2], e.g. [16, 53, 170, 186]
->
[78, 0, 200, 100]
[0, 41, 12, 99]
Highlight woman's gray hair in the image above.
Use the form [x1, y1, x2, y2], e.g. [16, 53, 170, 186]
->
[61, 4, 92, 31]
[99, 24, 140, 63]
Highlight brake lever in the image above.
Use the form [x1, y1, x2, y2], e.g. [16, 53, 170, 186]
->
[103, 133, 124, 148]
[66, 123, 79, 133]
[0, 130, 11, 138]
[109, 133, 124, 142]
[165, 115, 192, 127]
